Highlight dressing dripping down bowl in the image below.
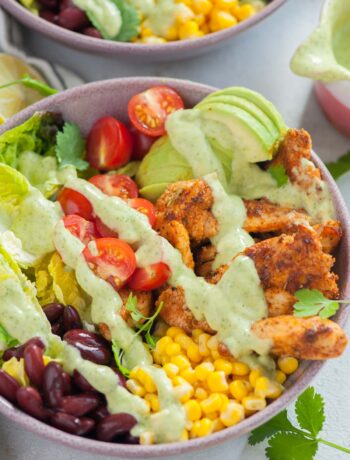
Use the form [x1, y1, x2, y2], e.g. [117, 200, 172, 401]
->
[1, 0, 286, 60]
[0, 77, 349, 458]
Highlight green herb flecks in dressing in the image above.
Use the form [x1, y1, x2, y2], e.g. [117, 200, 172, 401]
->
[205, 173, 253, 269]
[72, 0, 122, 38]
[291, 0, 350, 82]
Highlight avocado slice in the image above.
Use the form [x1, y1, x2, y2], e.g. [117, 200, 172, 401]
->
[199, 102, 277, 162]
[202, 87, 287, 136]
[197, 94, 280, 140]
[139, 183, 170, 202]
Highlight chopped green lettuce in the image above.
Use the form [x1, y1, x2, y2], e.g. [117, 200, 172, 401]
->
[0, 163, 30, 209]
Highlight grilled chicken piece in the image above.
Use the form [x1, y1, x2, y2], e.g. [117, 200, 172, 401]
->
[252, 315, 347, 359]
[99, 288, 152, 340]
[314, 220, 342, 254]
[158, 221, 194, 269]
[155, 179, 218, 245]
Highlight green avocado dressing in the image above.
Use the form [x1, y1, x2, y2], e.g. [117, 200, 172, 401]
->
[72, 0, 122, 38]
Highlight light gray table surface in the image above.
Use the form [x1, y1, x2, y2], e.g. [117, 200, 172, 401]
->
[1, 0, 350, 458]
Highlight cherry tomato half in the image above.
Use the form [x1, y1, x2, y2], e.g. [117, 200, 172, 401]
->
[128, 262, 171, 291]
[128, 86, 184, 137]
[95, 217, 118, 238]
[63, 215, 98, 245]
[57, 188, 93, 220]
[83, 238, 136, 290]
[88, 174, 138, 200]
[129, 198, 156, 228]
[87, 117, 133, 171]
[129, 124, 157, 160]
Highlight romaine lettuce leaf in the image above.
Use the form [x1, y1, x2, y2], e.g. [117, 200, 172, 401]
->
[0, 163, 29, 209]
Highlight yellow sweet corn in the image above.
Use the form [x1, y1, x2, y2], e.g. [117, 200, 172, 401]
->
[220, 401, 245, 427]
[278, 357, 299, 375]
[184, 399, 202, 421]
[207, 371, 229, 392]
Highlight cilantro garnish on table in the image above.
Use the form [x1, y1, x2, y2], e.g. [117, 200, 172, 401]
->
[293, 288, 349, 318]
[326, 150, 350, 180]
[249, 387, 350, 459]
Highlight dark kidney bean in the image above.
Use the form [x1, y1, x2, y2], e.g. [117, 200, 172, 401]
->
[59, 0, 74, 10]
[0, 369, 20, 402]
[43, 303, 64, 323]
[112, 368, 127, 389]
[3, 337, 45, 362]
[17, 387, 49, 421]
[82, 27, 102, 39]
[57, 7, 90, 31]
[38, 0, 58, 9]
[39, 10, 58, 23]
[24, 344, 45, 388]
[123, 433, 140, 445]
[59, 393, 100, 417]
[63, 330, 112, 365]
[63, 305, 82, 332]
[73, 370, 97, 393]
[61, 371, 73, 395]
[50, 412, 95, 436]
[43, 362, 64, 407]
[90, 404, 110, 423]
[96, 413, 137, 442]
[51, 317, 64, 337]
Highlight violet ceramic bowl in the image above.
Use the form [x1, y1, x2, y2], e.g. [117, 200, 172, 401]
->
[0, 77, 349, 458]
[1, 0, 286, 60]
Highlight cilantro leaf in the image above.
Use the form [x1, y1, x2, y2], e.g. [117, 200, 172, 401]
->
[111, 340, 130, 378]
[295, 387, 325, 437]
[326, 150, 350, 180]
[266, 432, 318, 460]
[294, 289, 340, 318]
[125, 293, 144, 323]
[111, 0, 140, 42]
[249, 410, 299, 445]
[55, 122, 89, 171]
[268, 164, 288, 187]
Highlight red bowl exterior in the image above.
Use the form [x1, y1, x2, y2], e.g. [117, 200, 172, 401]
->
[1, 0, 286, 59]
[0, 77, 349, 458]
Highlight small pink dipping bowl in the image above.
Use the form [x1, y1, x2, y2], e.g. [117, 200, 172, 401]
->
[0, 77, 349, 458]
[1, 0, 286, 60]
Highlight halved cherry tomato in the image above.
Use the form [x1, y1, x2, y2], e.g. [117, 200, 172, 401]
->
[129, 124, 157, 160]
[87, 117, 133, 171]
[83, 238, 136, 290]
[128, 86, 184, 137]
[63, 215, 98, 245]
[57, 188, 93, 220]
[128, 262, 171, 291]
[129, 198, 156, 228]
[95, 217, 118, 238]
[89, 174, 138, 200]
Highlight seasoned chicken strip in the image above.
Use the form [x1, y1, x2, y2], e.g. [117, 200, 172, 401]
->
[158, 221, 194, 269]
[156, 179, 218, 245]
[251, 315, 347, 359]
[314, 220, 342, 254]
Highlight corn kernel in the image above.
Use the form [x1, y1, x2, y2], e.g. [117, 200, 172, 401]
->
[192, 329, 204, 342]
[171, 355, 191, 370]
[145, 393, 160, 412]
[140, 26, 153, 38]
[187, 343, 202, 363]
[134, 368, 157, 393]
[185, 420, 194, 431]
[191, 418, 213, 437]
[220, 401, 245, 427]
[180, 367, 197, 384]
[126, 379, 146, 397]
[161, 355, 169, 366]
[165, 342, 182, 357]
[278, 357, 299, 375]
[184, 399, 202, 421]
[156, 336, 173, 354]
[141, 36, 167, 44]
[242, 395, 266, 412]
[180, 429, 189, 441]
[195, 387, 208, 400]
[164, 25, 179, 41]
[207, 371, 229, 392]
[152, 350, 163, 365]
[167, 327, 185, 338]
[211, 350, 221, 360]
[275, 370, 287, 384]
[194, 14, 206, 26]
[174, 334, 194, 350]
[163, 363, 179, 379]
[173, 377, 194, 403]
[194, 362, 215, 381]
[210, 9, 237, 31]
[213, 0, 238, 10]
[206, 411, 219, 420]
[140, 431, 155, 445]
[231, 362, 249, 376]
[201, 22, 210, 34]
[235, 4, 255, 21]
[219, 393, 229, 409]
[207, 335, 219, 351]
[229, 379, 249, 400]
[198, 333, 211, 357]
[214, 358, 233, 375]
[249, 369, 262, 386]
[212, 418, 225, 432]
[200, 393, 223, 414]
[192, 0, 213, 15]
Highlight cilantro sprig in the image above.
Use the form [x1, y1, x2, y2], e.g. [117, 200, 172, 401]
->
[55, 122, 89, 171]
[268, 164, 288, 187]
[0, 74, 58, 96]
[294, 289, 349, 318]
[249, 387, 350, 459]
[326, 150, 350, 180]
[112, 294, 163, 377]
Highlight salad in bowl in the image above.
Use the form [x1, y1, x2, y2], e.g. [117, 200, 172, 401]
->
[0, 79, 348, 452]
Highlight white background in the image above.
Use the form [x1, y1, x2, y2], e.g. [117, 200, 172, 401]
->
[0, 0, 350, 458]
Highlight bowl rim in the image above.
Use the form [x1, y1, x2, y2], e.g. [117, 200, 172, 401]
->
[0, 76, 349, 458]
[1, 0, 286, 56]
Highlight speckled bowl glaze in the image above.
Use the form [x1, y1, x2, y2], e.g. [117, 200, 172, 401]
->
[0, 77, 349, 458]
[1, 0, 286, 60]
